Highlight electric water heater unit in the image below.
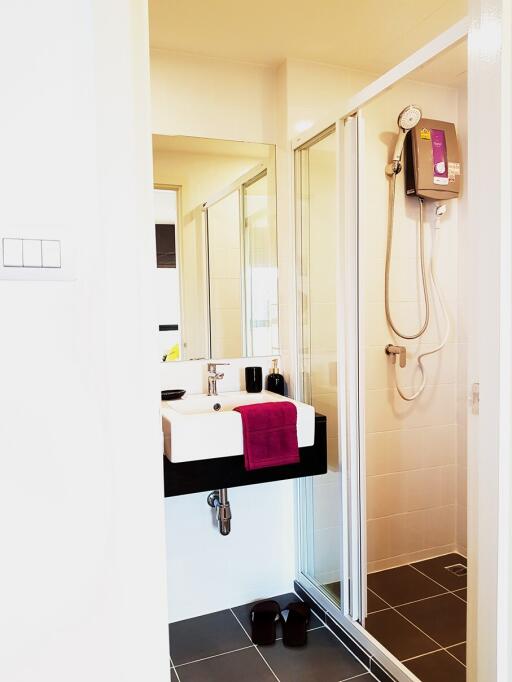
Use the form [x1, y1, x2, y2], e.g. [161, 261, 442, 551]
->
[404, 118, 461, 200]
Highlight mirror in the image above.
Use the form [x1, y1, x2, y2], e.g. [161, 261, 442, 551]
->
[153, 135, 278, 362]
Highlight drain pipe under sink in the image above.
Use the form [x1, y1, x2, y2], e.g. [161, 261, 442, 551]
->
[207, 488, 232, 536]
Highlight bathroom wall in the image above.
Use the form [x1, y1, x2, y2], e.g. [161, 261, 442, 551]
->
[1, 2, 170, 681]
[361, 77, 468, 572]
[150, 49, 277, 144]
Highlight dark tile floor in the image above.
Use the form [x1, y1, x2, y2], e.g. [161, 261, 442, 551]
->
[365, 553, 467, 682]
[169, 592, 372, 682]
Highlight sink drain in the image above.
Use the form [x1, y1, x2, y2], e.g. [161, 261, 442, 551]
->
[445, 563, 467, 577]
[213, 403, 221, 411]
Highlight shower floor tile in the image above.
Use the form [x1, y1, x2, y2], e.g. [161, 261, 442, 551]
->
[367, 564, 447, 606]
[397, 593, 466, 648]
[367, 553, 467, 681]
[365, 608, 439, 661]
[404, 649, 466, 682]
[412, 553, 467, 591]
[367, 589, 388, 613]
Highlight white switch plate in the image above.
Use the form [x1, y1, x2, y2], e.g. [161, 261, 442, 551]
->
[23, 239, 42, 267]
[42, 240, 61, 268]
[3, 238, 23, 267]
[0, 226, 75, 281]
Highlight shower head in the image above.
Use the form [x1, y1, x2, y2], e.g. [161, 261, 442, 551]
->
[386, 104, 423, 175]
[397, 104, 422, 131]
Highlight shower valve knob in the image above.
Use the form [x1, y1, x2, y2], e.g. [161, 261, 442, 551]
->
[385, 344, 407, 368]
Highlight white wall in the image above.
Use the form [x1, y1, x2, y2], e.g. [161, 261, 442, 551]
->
[0, 2, 169, 681]
[150, 49, 277, 143]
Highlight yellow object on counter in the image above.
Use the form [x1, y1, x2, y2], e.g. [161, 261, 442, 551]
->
[163, 343, 180, 362]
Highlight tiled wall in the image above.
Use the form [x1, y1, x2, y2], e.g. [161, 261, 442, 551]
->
[361, 78, 467, 572]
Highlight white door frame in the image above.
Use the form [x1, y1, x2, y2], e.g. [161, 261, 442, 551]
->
[294, 3, 512, 680]
[466, 1, 512, 680]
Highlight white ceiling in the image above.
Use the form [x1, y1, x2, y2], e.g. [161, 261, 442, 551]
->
[149, 0, 467, 75]
[152, 135, 271, 159]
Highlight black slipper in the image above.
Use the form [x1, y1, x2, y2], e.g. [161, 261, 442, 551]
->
[250, 600, 280, 645]
[281, 601, 310, 647]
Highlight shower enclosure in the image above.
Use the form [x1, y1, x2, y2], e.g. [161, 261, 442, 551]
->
[294, 25, 470, 682]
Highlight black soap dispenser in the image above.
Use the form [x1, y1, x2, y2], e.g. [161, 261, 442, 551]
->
[266, 358, 285, 396]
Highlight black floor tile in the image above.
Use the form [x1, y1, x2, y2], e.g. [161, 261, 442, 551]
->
[367, 589, 388, 613]
[176, 646, 275, 682]
[231, 592, 323, 641]
[365, 609, 438, 661]
[294, 581, 326, 622]
[259, 626, 367, 681]
[325, 614, 370, 667]
[368, 565, 446, 606]
[170, 668, 178, 682]
[447, 642, 466, 664]
[405, 649, 466, 682]
[412, 553, 467, 591]
[324, 581, 341, 601]
[169, 609, 250, 665]
[397, 593, 466, 648]
[454, 588, 467, 602]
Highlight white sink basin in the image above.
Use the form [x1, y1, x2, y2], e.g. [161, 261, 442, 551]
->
[162, 390, 315, 463]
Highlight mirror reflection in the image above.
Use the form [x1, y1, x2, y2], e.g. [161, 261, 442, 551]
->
[153, 136, 278, 362]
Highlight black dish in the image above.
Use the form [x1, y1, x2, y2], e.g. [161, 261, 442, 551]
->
[161, 389, 186, 401]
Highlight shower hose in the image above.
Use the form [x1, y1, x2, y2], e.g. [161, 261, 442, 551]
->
[384, 173, 450, 401]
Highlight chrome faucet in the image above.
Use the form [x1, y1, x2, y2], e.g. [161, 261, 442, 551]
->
[207, 361, 229, 396]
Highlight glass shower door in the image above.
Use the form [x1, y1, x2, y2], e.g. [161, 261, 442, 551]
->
[296, 126, 342, 605]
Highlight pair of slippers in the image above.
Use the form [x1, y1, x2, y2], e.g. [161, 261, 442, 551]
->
[250, 599, 310, 647]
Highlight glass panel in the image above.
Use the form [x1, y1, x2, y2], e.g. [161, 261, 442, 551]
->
[358, 43, 468, 682]
[242, 171, 279, 356]
[206, 190, 243, 358]
[153, 135, 278, 361]
[296, 127, 342, 605]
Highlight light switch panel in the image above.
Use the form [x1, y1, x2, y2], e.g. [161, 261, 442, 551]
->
[42, 240, 61, 268]
[23, 239, 42, 267]
[0, 226, 74, 281]
[3, 238, 23, 267]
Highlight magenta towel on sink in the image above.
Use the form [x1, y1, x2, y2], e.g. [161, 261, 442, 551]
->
[233, 401, 299, 471]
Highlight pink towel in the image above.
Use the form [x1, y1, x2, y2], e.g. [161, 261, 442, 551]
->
[233, 401, 300, 471]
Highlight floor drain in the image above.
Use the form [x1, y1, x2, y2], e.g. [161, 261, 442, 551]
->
[445, 563, 467, 577]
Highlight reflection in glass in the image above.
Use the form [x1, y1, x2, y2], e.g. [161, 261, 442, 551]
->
[242, 171, 278, 357]
[152, 136, 278, 361]
[206, 190, 242, 358]
[296, 127, 341, 605]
